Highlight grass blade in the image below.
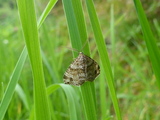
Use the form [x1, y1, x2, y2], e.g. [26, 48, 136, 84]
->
[133, 0, 160, 88]
[17, 0, 50, 119]
[85, 0, 122, 119]
[62, 0, 82, 56]
[15, 84, 29, 110]
[62, 0, 97, 120]
[0, 0, 58, 119]
[38, 0, 58, 29]
[47, 84, 78, 120]
[0, 47, 27, 120]
[99, 63, 108, 119]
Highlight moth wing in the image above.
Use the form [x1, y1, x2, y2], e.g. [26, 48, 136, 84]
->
[84, 55, 100, 82]
[63, 52, 100, 86]
[63, 57, 86, 86]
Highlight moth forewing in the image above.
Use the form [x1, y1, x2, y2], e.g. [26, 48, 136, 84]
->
[63, 52, 100, 86]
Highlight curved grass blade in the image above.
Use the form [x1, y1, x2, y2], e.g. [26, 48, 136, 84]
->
[47, 84, 79, 120]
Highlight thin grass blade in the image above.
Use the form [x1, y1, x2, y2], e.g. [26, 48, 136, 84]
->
[38, 0, 58, 29]
[133, 0, 160, 88]
[47, 84, 78, 120]
[85, 0, 122, 119]
[99, 63, 108, 119]
[0, 47, 27, 120]
[15, 84, 29, 110]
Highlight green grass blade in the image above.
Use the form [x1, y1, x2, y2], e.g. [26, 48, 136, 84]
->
[80, 83, 97, 120]
[71, 0, 97, 118]
[0, 47, 27, 120]
[47, 84, 78, 120]
[110, 4, 115, 66]
[62, 0, 97, 120]
[71, 0, 90, 55]
[0, 0, 57, 119]
[47, 84, 61, 95]
[0, 82, 3, 101]
[37, 0, 58, 29]
[41, 50, 58, 82]
[62, 0, 82, 56]
[133, 0, 160, 88]
[15, 84, 29, 110]
[99, 63, 108, 119]
[16, 0, 50, 119]
[85, 0, 122, 119]
[60, 84, 78, 120]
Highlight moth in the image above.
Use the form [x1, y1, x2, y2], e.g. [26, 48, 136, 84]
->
[63, 52, 100, 86]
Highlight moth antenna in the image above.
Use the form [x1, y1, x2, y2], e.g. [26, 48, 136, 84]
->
[63, 39, 89, 53]
[80, 39, 89, 52]
[65, 47, 80, 53]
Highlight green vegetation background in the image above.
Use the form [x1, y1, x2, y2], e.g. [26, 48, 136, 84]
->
[0, 0, 160, 120]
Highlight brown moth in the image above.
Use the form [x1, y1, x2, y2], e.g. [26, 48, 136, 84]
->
[63, 52, 100, 86]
